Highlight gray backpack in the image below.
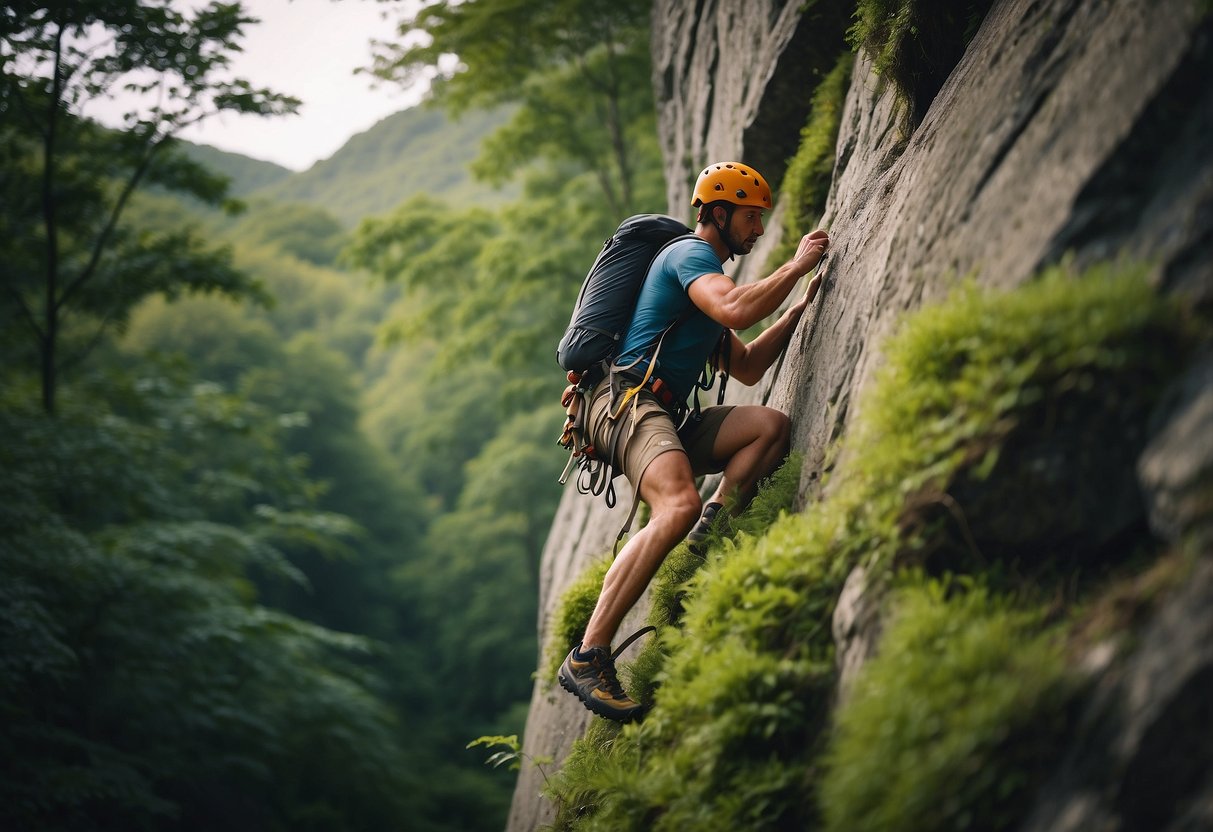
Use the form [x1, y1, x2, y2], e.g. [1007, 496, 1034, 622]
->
[556, 214, 694, 374]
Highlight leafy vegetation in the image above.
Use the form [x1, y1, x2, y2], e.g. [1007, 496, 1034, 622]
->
[767, 51, 854, 269]
[539, 262, 1191, 830]
[1, 0, 670, 827]
[372, 0, 656, 217]
[0, 0, 298, 415]
[820, 579, 1075, 832]
[0, 368, 419, 830]
[849, 0, 995, 126]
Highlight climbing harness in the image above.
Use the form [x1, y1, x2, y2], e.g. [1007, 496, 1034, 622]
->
[558, 317, 731, 555]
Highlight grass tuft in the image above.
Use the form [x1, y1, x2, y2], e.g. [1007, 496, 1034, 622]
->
[849, 0, 995, 127]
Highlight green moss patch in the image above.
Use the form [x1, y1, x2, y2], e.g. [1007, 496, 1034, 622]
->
[542, 556, 612, 681]
[767, 52, 854, 271]
[859, 261, 1184, 579]
[849, 0, 995, 127]
[820, 579, 1075, 832]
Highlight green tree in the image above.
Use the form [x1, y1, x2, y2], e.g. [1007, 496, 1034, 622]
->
[0, 0, 298, 413]
[360, 339, 502, 508]
[222, 201, 347, 267]
[345, 165, 664, 399]
[120, 279, 429, 635]
[402, 408, 565, 711]
[372, 0, 656, 214]
[0, 365, 427, 831]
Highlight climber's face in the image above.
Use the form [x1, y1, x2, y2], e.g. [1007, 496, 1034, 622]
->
[728, 206, 765, 254]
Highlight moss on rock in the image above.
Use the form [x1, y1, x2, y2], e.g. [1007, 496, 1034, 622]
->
[767, 51, 854, 271]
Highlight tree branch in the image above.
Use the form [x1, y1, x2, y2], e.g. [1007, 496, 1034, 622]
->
[40, 20, 64, 413]
[5, 283, 44, 341]
[57, 308, 123, 376]
[55, 134, 164, 315]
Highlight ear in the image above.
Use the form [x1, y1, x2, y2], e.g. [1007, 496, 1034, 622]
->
[711, 204, 729, 227]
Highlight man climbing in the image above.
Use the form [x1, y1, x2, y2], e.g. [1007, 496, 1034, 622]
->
[559, 161, 830, 721]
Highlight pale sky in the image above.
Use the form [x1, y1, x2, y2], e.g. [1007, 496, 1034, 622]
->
[166, 0, 428, 171]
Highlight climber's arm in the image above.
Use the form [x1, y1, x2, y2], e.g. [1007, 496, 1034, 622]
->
[726, 269, 825, 385]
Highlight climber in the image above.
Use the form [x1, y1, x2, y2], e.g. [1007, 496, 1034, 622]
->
[559, 161, 830, 721]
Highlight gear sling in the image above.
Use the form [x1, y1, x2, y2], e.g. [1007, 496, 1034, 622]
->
[556, 215, 730, 550]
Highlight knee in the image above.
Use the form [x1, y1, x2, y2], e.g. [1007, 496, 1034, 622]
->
[762, 408, 792, 453]
[658, 487, 703, 536]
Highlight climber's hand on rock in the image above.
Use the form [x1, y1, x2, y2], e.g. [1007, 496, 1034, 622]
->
[793, 229, 829, 274]
[805, 261, 828, 304]
[790, 262, 828, 317]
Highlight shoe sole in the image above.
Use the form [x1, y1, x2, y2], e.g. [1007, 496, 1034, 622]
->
[558, 671, 645, 723]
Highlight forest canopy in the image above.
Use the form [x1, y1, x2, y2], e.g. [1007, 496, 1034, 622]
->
[0, 0, 666, 828]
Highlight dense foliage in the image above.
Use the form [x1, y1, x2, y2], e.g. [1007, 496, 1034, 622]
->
[0, 0, 298, 415]
[0, 371, 421, 830]
[2, 0, 668, 827]
[372, 0, 657, 217]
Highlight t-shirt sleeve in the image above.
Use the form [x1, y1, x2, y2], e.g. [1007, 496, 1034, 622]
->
[669, 240, 722, 292]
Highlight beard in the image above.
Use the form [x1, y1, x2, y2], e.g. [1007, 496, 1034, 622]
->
[725, 226, 755, 257]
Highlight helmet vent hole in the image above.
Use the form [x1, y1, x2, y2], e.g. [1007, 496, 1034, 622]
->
[714, 183, 723, 191]
[736, 189, 747, 199]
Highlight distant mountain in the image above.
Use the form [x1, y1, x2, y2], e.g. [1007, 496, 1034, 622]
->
[178, 104, 514, 228]
[179, 142, 294, 197]
[251, 105, 515, 227]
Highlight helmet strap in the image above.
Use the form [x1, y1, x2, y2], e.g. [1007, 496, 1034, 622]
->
[706, 202, 744, 259]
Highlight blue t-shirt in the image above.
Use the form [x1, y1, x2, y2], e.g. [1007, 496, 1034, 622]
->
[615, 237, 726, 400]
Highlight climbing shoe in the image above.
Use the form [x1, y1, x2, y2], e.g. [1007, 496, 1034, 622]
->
[686, 501, 725, 554]
[558, 643, 645, 723]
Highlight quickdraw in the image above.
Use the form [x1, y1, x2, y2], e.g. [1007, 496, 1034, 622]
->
[557, 366, 619, 506]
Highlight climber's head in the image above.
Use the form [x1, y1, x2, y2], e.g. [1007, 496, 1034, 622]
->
[692, 161, 772, 257]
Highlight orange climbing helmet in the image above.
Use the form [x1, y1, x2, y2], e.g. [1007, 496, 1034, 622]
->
[691, 161, 772, 210]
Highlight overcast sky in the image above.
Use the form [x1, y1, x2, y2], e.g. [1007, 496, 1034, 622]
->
[176, 0, 428, 171]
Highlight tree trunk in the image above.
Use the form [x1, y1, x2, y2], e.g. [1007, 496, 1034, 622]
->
[40, 24, 64, 416]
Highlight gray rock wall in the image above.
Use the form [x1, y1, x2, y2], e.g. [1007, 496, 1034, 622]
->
[651, 0, 851, 211]
[507, 0, 1212, 828]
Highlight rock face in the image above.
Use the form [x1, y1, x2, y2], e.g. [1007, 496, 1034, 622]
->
[650, 0, 852, 209]
[507, 0, 1213, 828]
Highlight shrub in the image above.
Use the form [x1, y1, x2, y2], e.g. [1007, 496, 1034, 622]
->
[819, 579, 1076, 832]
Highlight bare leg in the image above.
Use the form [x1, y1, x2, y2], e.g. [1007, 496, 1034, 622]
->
[704, 405, 791, 511]
[581, 451, 701, 649]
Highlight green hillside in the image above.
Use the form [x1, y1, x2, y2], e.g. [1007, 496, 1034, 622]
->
[178, 105, 512, 228]
[252, 104, 516, 226]
[180, 141, 294, 196]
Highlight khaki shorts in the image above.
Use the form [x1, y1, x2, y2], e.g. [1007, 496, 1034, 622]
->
[585, 379, 734, 488]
